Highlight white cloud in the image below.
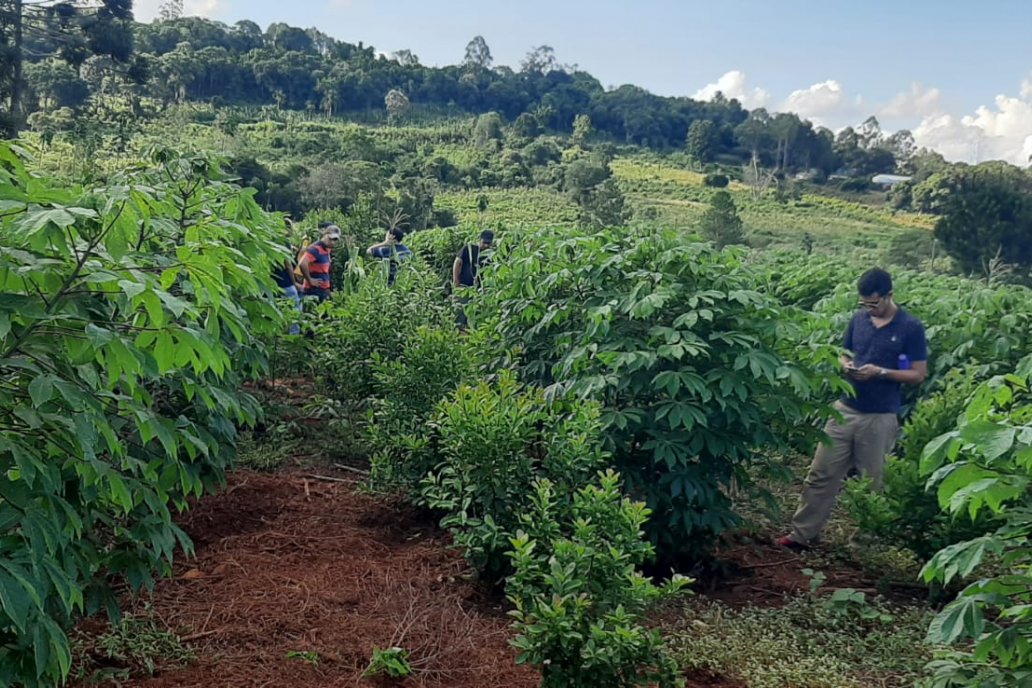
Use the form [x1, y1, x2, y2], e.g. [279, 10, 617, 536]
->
[879, 82, 941, 119]
[693, 70, 769, 109]
[912, 91, 1032, 166]
[1021, 71, 1032, 101]
[759, 75, 1032, 166]
[132, 0, 225, 23]
[784, 81, 842, 119]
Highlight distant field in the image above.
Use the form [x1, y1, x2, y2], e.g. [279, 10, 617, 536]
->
[610, 157, 933, 256]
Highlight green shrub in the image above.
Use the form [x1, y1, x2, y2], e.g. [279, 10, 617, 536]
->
[481, 228, 838, 561]
[702, 173, 729, 188]
[367, 326, 478, 491]
[919, 357, 1032, 687]
[882, 228, 937, 270]
[507, 472, 691, 688]
[418, 372, 608, 582]
[310, 261, 451, 406]
[405, 226, 469, 284]
[0, 145, 282, 687]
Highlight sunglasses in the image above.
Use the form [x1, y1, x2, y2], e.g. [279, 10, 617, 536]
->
[858, 295, 887, 309]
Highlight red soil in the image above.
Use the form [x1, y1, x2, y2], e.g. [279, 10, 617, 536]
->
[104, 470, 538, 688]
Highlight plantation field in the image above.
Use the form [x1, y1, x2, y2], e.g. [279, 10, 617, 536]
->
[5, 104, 1032, 688]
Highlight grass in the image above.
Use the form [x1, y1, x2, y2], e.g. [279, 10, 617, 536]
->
[666, 594, 934, 688]
[436, 187, 580, 227]
[71, 609, 195, 684]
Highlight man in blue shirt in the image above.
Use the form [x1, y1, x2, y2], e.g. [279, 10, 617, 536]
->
[366, 228, 413, 285]
[777, 268, 928, 550]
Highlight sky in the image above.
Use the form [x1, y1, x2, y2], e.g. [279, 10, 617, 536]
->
[133, 0, 1032, 166]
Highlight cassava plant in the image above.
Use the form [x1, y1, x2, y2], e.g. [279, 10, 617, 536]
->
[480, 227, 838, 561]
[0, 143, 283, 686]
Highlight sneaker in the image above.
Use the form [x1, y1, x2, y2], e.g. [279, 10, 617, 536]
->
[774, 535, 810, 551]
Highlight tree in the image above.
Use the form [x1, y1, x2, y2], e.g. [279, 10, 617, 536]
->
[884, 129, 916, 166]
[932, 163, 1032, 276]
[384, 87, 409, 124]
[158, 0, 183, 21]
[856, 115, 883, 149]
[23, 58, 89, 109]
[0, 0, 135, 136]
[520, 45, 558, 74]
[743, 154, 776, 201]
[563, 155, 628, 229]
[571, 113, 593, 147]
[391, 49, 419, 67]
[474, 111, 504, 147]
[700, 190, 745, 248]
[462, 35, 492, 69]
[685, 119, 717, 165]
[771, 112, 802, 170]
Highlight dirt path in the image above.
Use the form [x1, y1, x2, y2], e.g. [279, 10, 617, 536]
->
[108, 470, 537, 687]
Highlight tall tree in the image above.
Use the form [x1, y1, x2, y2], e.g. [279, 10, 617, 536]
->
[158, 0, 182, 21]
[0, 0, 135, 136]
[520, 45, 558, 74]
[685, 119, 717, 165]
[384, 87, 409, 124]
[462, 35, 492, 69]
[700, 190, 745, 248]
[932, 163, 1032, 276]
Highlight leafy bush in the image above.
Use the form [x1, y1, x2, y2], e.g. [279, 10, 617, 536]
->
[702, 173, 729, 188]
[418, 372, 608, 582]
[507, 472, 691, 688]
[0, 144, 282, 686]
[882, 228, 937, 270]
[367, 326, 478, 490]
[309, 261, 451, 406]
[405, 226, 468, 285]
[918, 357, 1032, 687]
[480, 228, 838, 561]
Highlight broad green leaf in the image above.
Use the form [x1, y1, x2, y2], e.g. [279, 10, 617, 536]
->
[27, 375, 55, 406]
[926, 596, 984, 645]
[960, 420, 1016, 462]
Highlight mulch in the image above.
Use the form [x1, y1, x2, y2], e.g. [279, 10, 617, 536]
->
[83, 470, 537, 688]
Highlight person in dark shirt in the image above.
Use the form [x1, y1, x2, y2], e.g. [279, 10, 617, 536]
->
[453, 230, 494, 289]
[273, 220, 304, 335]
[453, 230, 494, 329]
[777, 268, 928, 550]
[366, 228, 413, 285]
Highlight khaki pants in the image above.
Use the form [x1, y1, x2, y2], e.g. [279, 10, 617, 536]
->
[790, 401, 898, 545]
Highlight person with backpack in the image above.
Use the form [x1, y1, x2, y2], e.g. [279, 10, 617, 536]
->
[453, 230, 494, 329]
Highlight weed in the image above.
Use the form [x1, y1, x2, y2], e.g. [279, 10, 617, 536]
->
[362, 646, 412, 678]
[286, 650, 320, 666]
[668, 596, 934, 688]
[71, 610, 194, 684]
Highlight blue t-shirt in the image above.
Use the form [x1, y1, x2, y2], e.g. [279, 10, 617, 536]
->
[842, 307, 927, 414]
[369, 243, 412, 284]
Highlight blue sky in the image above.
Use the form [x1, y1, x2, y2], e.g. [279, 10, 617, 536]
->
[135, 0, 1032, 164]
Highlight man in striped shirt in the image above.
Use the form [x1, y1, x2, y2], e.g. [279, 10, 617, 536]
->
[299, 223, 341, 302]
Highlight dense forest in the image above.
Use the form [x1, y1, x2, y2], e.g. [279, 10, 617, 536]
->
[4, 3, 918, 177]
